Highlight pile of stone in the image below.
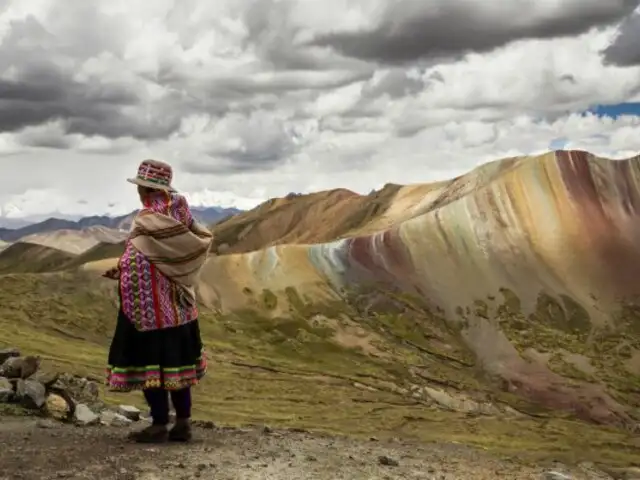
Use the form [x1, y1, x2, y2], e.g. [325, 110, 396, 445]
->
[0, 347, 142, 427]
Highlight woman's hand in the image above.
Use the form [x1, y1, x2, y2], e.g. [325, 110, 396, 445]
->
[102, 266, 120, 280]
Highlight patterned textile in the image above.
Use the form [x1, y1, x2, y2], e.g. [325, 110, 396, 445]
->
[118, 191, 213, 331]
[106, 309, 207, 391]
[128, 159, 175, 191]
[107, 358, 207, 391]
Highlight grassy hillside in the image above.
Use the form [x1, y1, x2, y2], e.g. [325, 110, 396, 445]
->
[0, 242, 76, 274]
[0, 271, 638, 467]
[61, 241, 126, 269]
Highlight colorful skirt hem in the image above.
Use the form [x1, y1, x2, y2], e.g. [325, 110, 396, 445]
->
[106, 308, 207, 391]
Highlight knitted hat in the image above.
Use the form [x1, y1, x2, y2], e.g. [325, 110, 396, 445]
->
[127, 159, 176, 192]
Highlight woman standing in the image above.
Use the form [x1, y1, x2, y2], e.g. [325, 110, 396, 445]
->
[104, 159, 213, 443]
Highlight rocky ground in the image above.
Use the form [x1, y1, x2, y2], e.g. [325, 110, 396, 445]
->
[0, 416, 629, 480]
[1, 348, 638, 480]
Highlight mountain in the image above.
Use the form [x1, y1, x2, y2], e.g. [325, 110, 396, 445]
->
[162, 150, 640, 427]
[0, 206, 242, 242]
[17, 225, 128, 255]
[2, 150, 640, 467]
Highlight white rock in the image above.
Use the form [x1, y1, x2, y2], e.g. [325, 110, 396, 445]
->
[118, 405, 141, 421]
[74, 403, 99, 426]
[544, 472, 572, 480]
[100, 410, 133, 427]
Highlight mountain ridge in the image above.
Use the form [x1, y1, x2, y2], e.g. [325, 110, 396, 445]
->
[2, 150, 640, 467]
[0, 206, 242, 242]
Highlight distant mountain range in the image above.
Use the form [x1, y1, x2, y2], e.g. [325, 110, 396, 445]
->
[0, 206, 242, 242]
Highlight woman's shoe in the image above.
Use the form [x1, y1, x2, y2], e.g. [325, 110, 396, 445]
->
[127, 425, 169, 443]
[169, 419, 192, 442]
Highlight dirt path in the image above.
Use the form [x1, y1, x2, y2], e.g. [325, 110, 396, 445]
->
[0, 417, 621, 480]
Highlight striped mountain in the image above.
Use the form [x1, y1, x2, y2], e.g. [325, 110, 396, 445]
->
[84, 150, 640, 427]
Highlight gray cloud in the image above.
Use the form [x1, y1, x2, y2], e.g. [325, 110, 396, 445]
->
[0, 0, 374, 153]
[17, 127, 74, 150]
[0, 12, 182, 142]
[309, 0, 639, 64]
[182, 112, 301, 174]
[361, 70, 424, 100]
[602, 12, 640, 65]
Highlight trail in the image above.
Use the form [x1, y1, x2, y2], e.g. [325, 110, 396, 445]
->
[0, 417, 617, 480]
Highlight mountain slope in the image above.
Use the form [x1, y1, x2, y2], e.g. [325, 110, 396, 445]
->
[0, 242, 76, 274]
[17, 226, 128, 255]
[0, 206, 242, 242]
[4, 150, 640, 467]
[184, 150, 640, 427]
[209, 185, 405, 254]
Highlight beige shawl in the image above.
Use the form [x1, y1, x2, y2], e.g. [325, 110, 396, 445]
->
[129, 210, 213, 305]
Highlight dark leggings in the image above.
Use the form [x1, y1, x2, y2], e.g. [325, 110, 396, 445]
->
[143, 387, 192, 426]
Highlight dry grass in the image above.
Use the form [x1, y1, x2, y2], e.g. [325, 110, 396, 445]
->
[0, 272, 639, 468]
[0, 243, 76, 274]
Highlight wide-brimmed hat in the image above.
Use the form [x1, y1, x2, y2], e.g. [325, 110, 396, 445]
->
[127, 159, 176, 192]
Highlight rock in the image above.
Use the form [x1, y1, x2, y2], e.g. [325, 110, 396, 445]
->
[0, 357, 23, 379]
[0, 388, 13, 402]
[74, 403, 99, 426]
[118, 405, 141, 421]
[0, 348, 20, 364]
[83, 381, 99, 400]
[100, 410, 132, 427]
[0, 376, 13, 402]
[46, 394, 72, 420]
[0, 376, 12, 390]
[31, 371, 60, 388]
[378, 455, 399, 467]
[15, 379, 46, 409]
[0, 356, 40, 379]
[543, 472, 572, 480]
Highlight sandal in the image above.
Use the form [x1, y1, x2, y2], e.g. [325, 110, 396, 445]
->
[127, 425, 169, 444]
[169, 420, 192, 442]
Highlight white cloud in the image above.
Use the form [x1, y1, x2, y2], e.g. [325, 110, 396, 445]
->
[0, 0, 639, 220]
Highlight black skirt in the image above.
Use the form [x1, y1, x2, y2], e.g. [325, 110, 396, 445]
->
[106, 309, 207, 391]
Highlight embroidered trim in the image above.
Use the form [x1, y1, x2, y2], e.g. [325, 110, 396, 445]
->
[106, 355, 207, 391]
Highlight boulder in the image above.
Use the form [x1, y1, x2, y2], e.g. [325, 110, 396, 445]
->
[31, 371, 60, 388]
[100, 410, 132, 427]
[0, 348, 20, 365]
[74, 403, 99, 426]
[46, 394, 73, 421]
[0, 356, 40, 379]
[118, 405, 141, 421]
[15, 379, 47, 409]
[0, 376, 13, 402]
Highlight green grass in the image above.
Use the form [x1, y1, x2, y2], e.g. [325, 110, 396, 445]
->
[1, 272, 639, 468]
[0, 243, 76, 274]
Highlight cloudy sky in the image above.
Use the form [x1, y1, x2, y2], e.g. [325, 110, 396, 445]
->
[1, 0, 640, 221]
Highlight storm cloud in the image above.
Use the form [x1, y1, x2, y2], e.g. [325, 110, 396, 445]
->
[309, 0, 640, 64]
[602, 11, 640, 66]
[0, 0, 639, 221]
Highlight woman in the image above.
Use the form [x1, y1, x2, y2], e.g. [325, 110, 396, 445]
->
[103, 159, 213, 443]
